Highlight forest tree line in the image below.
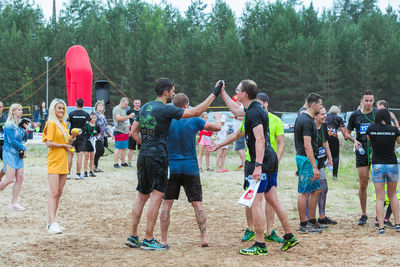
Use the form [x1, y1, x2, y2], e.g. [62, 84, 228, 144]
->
[1, 0, 400, 112]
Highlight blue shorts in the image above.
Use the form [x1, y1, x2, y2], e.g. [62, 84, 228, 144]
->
[296, 155, 320, 194]
[244, 172, 278, 193]
[234, 136, 246, 150]
[371, 164, 399, 183]
[115, 140, 129, 149]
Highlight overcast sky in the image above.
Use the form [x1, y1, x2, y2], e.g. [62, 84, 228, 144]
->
[35, 0, 398, 19]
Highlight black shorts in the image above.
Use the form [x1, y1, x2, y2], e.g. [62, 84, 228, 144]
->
[128, 137, 141, 150]
[85, 139, 94, 152]
[164, 174, 202, 202]
[72, 135, 86, 153]
[355, 152, 371, 168]
[136, 154, 168, 194]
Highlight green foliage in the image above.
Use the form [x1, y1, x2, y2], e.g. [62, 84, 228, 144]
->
[1, 0, 400, 112]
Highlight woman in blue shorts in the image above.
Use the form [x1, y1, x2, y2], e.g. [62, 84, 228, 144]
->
[367, 109, 400, 233]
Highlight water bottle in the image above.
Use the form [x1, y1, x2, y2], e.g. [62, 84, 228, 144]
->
[324, 160, 334, 171]
[356, 144, 365, 155]
[71, 128, 82, 135]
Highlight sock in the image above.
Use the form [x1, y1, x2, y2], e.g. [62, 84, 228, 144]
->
[255, 242, 266, 248]
[284, 233, 294, 240]
[309, 218, 317, 224]
[300, 221, 308, 227]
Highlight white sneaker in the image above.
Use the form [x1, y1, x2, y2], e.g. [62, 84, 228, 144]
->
[75, 173, 85, 180]
[9, 203, 26, 211]
[48, 222, 63, 234]
[67, 174, 71, 179]
[47, 222, 65, 231]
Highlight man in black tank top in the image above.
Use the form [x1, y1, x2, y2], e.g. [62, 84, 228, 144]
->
[344, 90, 376, 226]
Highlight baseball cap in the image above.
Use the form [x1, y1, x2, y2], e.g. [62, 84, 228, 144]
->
[256, 93, 269, 103]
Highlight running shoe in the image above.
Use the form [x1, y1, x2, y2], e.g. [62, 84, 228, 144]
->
[222, 169, 229, 172]
[311, 222, 328, 229]
[332, 176, 338, 180]
[83, 172, 88, 177]
[395, 224, 400, 232]
[140, 238, 169, 251]
[8, 203, 26, 211]
[241, 228, 255, 242]
[239, 243, 268, 255]
[127, 163, 133, 167]
[48, 222, 63, 234]
[125, 235, 141, 248]
[264, 230, 283, 243]
[378, 228, 385, 234]
[67, 174, 71, 179]
[298, 223, 322, 234]
[121, 163, 129, 167]
[93, 167, 103, 172]
[234, 165, 244, 171]
[216, 169, 223, 173]
[114, 164, 120, 169]
[75, 173, 85, 180]
[89, 171, 96, 177]
[281, 236, 299, 251]
[46, 223, 65, 231]
[206, 168, 213, 172]
[357, 215, 368, 226]
[318, 217, 337, 225]
[384, 220, 395, 229]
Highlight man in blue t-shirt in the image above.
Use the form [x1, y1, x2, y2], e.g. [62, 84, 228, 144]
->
[126, 78, 223, 251]
[159, 93, 221, 248]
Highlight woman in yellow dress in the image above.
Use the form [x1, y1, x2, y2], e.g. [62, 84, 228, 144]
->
[42, 99, 77, 234]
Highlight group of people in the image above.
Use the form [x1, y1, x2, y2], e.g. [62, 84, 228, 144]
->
[1, 78, 399, 254]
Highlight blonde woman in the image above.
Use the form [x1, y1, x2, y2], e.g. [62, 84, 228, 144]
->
[0, 103, 29, 210]
[42, 99, 76, 234]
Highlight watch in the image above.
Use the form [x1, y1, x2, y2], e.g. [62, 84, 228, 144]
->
[255, 162, 262, 167]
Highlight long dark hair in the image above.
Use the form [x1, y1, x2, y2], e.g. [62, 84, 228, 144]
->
[375, 109, 391, 125]
[39, 100, 46, 116]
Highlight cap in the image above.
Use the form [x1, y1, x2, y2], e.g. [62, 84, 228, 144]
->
[256, 93, 269, 103]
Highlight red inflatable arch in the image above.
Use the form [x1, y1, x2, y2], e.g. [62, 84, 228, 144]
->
[65, 45, 93, 107]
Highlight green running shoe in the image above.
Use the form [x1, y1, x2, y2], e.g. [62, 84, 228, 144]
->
[239, 243, 269, 255]
[264, 230, 284, 243]
[281, 236, 299, 251]
[140, 238, 169, 251]
[241, 228, 255, 242]
[125, 235, 141, 248]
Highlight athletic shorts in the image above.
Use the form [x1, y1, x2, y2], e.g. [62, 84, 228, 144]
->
[296, 155, 321, 194]
[114, 132, 129, 149]
[244, 172, 278, 194]
[234, 136, 245, 150]
[72, 135, 86, 153]
[355, 143, 371, 168]
[164, 173, 202, 202]
[371, 164, 399, 183]
[136, 153, 168, 194]
[128, 137, 141, 150]
[85, 139, 94, 152]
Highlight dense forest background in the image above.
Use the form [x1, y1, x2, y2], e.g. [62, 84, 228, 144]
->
[1, 0, 400, 112]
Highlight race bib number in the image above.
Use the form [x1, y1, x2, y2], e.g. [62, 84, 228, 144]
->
[318, 147, 326, 158]
[359, 123, 371, 135]
[0, 132, 3, 140]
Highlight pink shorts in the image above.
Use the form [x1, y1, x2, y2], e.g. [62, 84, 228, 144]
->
[199, 136, 211, 146]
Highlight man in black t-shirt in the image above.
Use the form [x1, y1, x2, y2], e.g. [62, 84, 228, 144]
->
[125, 78, 221, 251]
[67, 98, 90, 180]
[344, 90, 376, 226]
[210, 80, 299, 255]
[294, 93, 323, 234]
[127, 99, 141, 167]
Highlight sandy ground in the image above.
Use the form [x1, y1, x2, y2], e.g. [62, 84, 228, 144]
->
[1, 141, 400, 266]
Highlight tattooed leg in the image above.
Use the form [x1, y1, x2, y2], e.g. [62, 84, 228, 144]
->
[160, 199, 174, 245]
[192, 201, 209, 247]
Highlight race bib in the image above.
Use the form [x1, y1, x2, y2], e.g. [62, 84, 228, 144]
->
[318, 146, 326, 158]
[359, 123, 371, 135]
[0, 132, 3, 140]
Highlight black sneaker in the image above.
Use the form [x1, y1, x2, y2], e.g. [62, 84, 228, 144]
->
[114, 164, 120, 169]
[84, 172, 88, 177]
[357, 215, 368, 226]
[125, 235, 141, 248]
[121, 163, 129, 167]
[89, 171, 96, 177]
[384, 220, 395, 229]
[318, 217, 337, 225]
[378, 228, 385, 234]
